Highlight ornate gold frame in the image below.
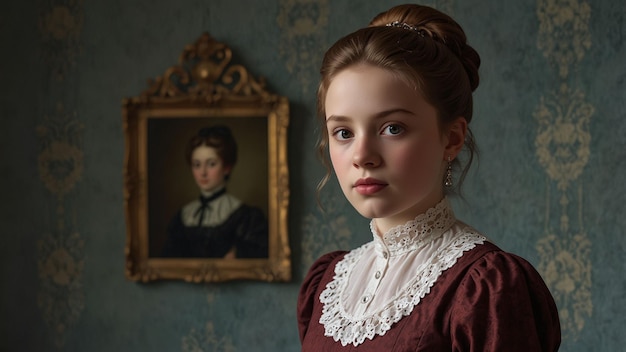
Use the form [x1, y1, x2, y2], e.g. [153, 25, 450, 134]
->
[123, 33, 290, 283]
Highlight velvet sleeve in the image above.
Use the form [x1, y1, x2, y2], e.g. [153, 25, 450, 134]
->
[297, 251, 347, 344]
[449, 251, 561, 352]
[160, 211, 184, 257]
[234, 205, 268, 258]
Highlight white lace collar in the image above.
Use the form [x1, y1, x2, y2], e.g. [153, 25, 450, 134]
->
[371, 197, 457, 257]
[318, 198, 486, 347]
[181, 193, 242, 227]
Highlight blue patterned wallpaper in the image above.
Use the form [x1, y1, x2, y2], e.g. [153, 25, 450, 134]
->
[1, 0, 624, 351]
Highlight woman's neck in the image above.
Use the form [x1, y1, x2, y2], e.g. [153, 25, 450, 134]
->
[373, 195, 445, 236]
[200, 184, 226, 198]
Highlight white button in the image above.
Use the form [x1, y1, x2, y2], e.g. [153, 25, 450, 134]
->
[382, 252, 388, 259]
[374, 271, 381, 279]
[361, 294, 372, 304]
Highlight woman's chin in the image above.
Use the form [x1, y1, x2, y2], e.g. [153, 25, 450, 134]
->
[351, 205, 388, 220]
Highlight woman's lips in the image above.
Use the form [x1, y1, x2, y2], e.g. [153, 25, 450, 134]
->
[354, 178, 387, 195]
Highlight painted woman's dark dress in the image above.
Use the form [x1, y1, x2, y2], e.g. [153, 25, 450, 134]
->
[161, 204, 268, 258]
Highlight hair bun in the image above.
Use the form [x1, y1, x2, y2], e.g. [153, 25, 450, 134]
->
[198, 125, 232, 138]
[456, 42, 480, 92]
[371, 4, 481, 91]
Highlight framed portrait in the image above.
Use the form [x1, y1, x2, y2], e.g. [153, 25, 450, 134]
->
[123, 33, 290, 283]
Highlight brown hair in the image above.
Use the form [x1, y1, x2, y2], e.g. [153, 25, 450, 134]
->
[316, 4, 480, 196]
[186, 125, 238, 176]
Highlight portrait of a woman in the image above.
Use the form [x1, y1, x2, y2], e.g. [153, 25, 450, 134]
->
[160, 125, 269, 258]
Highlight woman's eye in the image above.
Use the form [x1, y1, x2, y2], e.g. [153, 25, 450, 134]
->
[333, 129, 353, 140]
[383, 124, 404, 135]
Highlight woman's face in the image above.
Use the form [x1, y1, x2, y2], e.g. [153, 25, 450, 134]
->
[324, 64, 452, 233]
[191, 145, 231, 193]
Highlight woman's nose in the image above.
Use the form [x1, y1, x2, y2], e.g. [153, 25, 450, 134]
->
[352, 137, 381, 168]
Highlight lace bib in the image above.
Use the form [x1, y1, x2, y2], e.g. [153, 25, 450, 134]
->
[318, 199, 486, 346]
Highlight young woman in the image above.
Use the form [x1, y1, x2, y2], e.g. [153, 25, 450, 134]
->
[161, 125, 268, 258]
[297, 4, 560, 351]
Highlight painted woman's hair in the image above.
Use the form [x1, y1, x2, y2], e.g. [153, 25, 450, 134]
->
[186, 125, 238, 169]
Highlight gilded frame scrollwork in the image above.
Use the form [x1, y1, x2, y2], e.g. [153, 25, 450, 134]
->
[122, 33, 290, 283]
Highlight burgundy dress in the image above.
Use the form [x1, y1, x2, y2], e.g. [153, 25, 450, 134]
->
[298, 242, 561, 351]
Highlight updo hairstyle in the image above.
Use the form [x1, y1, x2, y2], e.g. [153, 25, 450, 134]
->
[186, 125, 238, 179]
[316, 4, 481, 194]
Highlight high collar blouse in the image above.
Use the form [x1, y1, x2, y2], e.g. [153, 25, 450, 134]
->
[181, 187, 242, 227]
[318, 197, 487, 347]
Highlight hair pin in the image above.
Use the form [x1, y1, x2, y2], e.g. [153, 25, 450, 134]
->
[385, 21, 425, 37]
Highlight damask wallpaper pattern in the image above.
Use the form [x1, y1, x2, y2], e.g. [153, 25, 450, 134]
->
[36, 0, 86, 348]
[1, 0, 624, 351]
[533, 0, 594, 341]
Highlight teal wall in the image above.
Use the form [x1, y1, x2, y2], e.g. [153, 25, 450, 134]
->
[1, 0, 624, 351]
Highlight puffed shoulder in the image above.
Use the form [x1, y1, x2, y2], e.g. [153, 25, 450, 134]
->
[297, 251, 348, 343]
[449, 248, 561, 351]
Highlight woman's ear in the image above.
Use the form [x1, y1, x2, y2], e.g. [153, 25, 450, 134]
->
[223, 165, 233, 178]
[444, 117, 467, 159]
